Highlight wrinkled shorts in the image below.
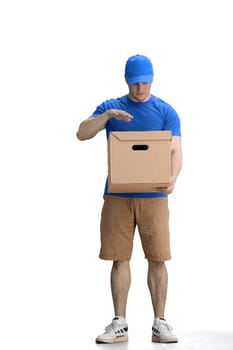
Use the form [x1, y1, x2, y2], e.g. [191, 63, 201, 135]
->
[99, 195, 171, 261]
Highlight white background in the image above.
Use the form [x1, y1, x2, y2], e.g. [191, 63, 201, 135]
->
[1, 0, 233, 349]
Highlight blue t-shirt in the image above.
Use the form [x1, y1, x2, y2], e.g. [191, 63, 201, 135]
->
[92, 94, 181, 198]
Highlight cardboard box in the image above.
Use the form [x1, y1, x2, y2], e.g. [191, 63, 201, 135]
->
[108, 131, 172, 192]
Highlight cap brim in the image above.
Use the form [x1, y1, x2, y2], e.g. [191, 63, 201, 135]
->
[126, 74, 153, 85]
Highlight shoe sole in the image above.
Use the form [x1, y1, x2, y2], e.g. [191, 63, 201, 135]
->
[152, 335, 178, 343]
[96, 335, 128, 344]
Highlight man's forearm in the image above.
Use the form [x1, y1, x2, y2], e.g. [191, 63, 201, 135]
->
[161, 137, 182, 194]
[171, 150, 182, 182]
[170, 136, 182, 181]
[76, 112, 110, 141]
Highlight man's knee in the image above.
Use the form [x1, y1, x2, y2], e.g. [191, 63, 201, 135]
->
[148, 260, 166, 269]
[113, 260, 130, 269]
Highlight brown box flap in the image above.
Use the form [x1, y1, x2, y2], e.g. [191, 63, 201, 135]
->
[110, 130, 172, 141]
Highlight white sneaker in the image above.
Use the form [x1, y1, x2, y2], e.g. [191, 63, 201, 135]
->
[96, 316, 128, 344]
[152, 318, 178, 343]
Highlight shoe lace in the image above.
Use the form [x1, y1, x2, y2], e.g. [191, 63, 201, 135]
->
[105, 321, 123, 333]
[156, 321, 173, 332]
[163, 323, 173, 331]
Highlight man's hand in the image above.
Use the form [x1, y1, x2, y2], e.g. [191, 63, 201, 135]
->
[107, 109, 133, 122]
[157, 176, 176, 194]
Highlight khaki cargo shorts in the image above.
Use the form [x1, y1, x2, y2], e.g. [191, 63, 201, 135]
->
[99, 195, 171, 261]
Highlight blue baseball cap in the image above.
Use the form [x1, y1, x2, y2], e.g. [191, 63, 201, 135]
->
[125, 54, 154, 85]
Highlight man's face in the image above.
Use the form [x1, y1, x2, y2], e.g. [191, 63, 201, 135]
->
[128, 82, 152, 102]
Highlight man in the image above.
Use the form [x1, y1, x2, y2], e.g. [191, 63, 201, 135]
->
[76, 54, 182, 344]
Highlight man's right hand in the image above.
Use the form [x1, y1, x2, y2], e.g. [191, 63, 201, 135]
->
[107, 109, 133, 122]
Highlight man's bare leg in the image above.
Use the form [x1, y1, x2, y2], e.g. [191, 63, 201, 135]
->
[111, 260, 131, 318]
[147, 261, 168, 317]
